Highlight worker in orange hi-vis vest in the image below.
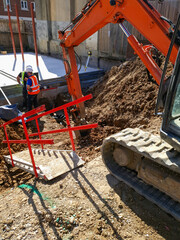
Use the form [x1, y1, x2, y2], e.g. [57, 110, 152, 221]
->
[26, 66, 40, 111]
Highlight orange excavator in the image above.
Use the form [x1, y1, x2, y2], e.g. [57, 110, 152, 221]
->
[59, 0, 180, 220]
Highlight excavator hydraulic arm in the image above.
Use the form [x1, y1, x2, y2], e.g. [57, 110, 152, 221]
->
[59, 0, 179, 118]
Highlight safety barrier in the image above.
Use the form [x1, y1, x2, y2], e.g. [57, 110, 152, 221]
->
[0, 94, 98, 178]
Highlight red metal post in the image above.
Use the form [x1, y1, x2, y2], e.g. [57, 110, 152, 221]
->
[26, 95, 93, 123]
[30, 2, 39, 67]
[15, 4, 24, 63]
[68, 47, 85, 118]
[21, 117, 38, 178]
[64, 108, 76, 151]
[3, 126, 14, 167]
[3, 139, 54, 144]
[29, 123, 98, 137]
[127, 35, 162, 85]
[7, 5, 16, 59]
[35, 118, 44, 149]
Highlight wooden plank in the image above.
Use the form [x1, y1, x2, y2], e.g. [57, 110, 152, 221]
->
[98, 25, 109, 54]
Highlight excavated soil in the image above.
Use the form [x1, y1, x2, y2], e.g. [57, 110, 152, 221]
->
[87, 57, 161, 130]
[0, 57, 179, 240]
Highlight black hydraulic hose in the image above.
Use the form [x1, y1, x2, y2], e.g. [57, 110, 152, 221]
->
[63, 58, 71, 78]
[142, 0, 154, 10]
[61, 0, 98, 34]
[72, 0, 97, 24]
[155, 14, 180, 114]
[75, 50, 82, 73]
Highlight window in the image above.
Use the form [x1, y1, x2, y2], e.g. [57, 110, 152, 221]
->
[21, 0, 28, 10]
[171, 82, 180, 120]
[32, 2, 35, 11]
[3, 0, 11, 11]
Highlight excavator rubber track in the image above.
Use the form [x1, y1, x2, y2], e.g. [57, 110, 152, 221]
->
[102, 128, 180, 221]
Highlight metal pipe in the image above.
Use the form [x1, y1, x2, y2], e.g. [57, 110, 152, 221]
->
[0, 70, 17, 82]
[22, 117, 38, 178]
[35, 118, 44, 149]
[0, 87, 11, 105]
[3, 126, 14, 167]
[15, 4, 24, 63]
[64, 108, 76, 151]
[7, 5, 16, 59]
[119, 23, 131, 38]
[29, 123, 98, 137]
[3, 139, 54, 144]
[30, 3, 39, 67]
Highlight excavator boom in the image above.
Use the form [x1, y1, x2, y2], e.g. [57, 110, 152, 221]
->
[59, 0, 179, 117]
[61, 0, 178, 62]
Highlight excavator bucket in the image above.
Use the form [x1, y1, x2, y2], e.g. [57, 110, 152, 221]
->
[4, 149, 85, 180]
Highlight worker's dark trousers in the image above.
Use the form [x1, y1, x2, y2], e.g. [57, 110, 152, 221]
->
[27, 94, 38, 111]
[22, 87, 27, 108]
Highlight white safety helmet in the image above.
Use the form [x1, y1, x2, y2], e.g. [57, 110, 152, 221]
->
[26, 65, 33, 73]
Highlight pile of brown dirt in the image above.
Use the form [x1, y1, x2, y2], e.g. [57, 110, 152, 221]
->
[76, 57, 172, 161]
[87, 57, 163, 131]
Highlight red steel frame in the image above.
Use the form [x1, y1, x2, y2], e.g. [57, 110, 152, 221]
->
[7, 5, 16, 59]
[15, 4, 24, 63]
[0, 94, 98, 178]
[7, 3, 39, 66]
[30, 2, 39, 67]
[0, 105, 48, 177]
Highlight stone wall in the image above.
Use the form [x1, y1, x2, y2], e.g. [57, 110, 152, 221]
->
[0, 19, 34, 51]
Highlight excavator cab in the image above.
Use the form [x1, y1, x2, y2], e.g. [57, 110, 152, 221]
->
[155, 14, 180, 151]
[160, 47, 180, 152]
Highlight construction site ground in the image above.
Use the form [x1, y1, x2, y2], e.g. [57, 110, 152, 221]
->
[0, 57, 180, 240]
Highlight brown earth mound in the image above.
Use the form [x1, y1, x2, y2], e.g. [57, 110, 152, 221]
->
[87, 57, 162, 130]
[77, 57, 169, 161]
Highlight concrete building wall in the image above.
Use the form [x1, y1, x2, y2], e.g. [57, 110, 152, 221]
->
[36, 0, 72, 55]
[35, 0, 99, 67]
[50, 0, 71, 22]
[35, 0, 180, 70]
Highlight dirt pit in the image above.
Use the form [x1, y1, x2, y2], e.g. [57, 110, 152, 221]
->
[0, 57, 179, 240]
